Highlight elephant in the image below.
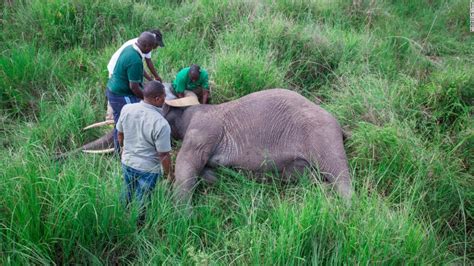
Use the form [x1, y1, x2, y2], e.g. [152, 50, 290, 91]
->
[69, 88, 353, 203]
[163, 89, 353, 202]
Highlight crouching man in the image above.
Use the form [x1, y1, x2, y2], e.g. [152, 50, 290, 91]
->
[116, 81, 172, 226]
[172, 64, 211, 104]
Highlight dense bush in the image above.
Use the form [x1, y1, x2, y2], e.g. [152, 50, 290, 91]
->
[213, 49, 284, 100]
[9, 0, 160, 50]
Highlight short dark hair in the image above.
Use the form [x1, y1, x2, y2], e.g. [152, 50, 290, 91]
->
[189, 64, 200, 75]
[137, 32, 156, 48]
[143, 81, 165, 99]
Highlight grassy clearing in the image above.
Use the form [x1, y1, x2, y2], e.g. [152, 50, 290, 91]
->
[1, 0, 472, 264]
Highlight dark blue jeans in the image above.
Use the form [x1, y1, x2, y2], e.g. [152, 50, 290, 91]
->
[106, 89, 140, 153]
[121, 164, 161, 225]
[121, 164, 161, 206]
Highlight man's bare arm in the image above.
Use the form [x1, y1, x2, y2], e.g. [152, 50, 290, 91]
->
[158, 152, 173, 182]
[129, 82, 144, 99]
[144, 70, 153, 81]
[118, 131, 124, 157]
[118, 131, 124, 147]
[145, 58, 162, 81]
[202, 90, 209, 104]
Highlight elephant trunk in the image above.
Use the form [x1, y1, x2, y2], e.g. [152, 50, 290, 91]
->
[81, 130, 114, 151]
[55, 122, 115, 160]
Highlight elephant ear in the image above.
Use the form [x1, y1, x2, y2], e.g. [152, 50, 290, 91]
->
[162, 104, 171, 116]
[162, 104, 184, 123]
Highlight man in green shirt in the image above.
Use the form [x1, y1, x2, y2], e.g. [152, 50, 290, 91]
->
[106, 31, 157, 153]
[172, 64, 210, 104]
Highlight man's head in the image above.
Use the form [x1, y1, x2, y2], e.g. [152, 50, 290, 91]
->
[143, 81, 166, 107]
[148, 29, 164, 48]
[189, 64, 201, 82]
[136, 32, 156, 54]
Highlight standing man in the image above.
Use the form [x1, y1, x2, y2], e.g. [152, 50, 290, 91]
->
[116, 81, 172, 226]
[106, 31, 156, 153]
[108, 29, 164, 82]
[106, 29, 164, 120]
[172, 64, 210, 104]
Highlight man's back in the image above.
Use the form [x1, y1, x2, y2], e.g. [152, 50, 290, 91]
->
[116, 102, 171, 173]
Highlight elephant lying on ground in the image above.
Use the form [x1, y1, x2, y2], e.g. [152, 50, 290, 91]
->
[71, 88, 352, 202]
[163, 89, 353, 202]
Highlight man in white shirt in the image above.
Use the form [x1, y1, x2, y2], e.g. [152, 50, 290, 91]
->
[116, 81, 171, 226]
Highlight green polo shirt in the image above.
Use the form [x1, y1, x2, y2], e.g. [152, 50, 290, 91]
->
[107, 45, 143, 96]
[172, 67, 209, 94]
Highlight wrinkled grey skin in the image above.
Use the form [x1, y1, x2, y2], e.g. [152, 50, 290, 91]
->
[56, 131, 114, 160]
[164, 89, 353, 203]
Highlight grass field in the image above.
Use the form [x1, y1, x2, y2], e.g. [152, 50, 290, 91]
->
[1, 0, 473, 264]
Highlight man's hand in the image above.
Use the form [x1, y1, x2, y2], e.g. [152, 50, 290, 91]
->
[129, 82, 144, 99]
[167, 172, 175, 183]
[118, 131, 125, 158]
[145, 58, 161, 83]
[118, 131, 124, 147]
[202, 90, 209, 104]
[158, 152, 172, 182]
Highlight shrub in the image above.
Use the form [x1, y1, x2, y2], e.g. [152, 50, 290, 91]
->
[156, 31, 211, 81]
[6, 0, 166, 50]
[28, 88, 100, 152]
[349, 122, 425, 198]
[213, 49, 285, 101]
[173, 0, 260, 47]
[395, 65, 473, 138]
[255, 17, 342, 91]
[0, 43, 70, 115]
[0, 43, 104, 116]
[217, 15, 343, 93]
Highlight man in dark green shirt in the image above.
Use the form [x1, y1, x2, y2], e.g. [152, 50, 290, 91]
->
[106, 31, 157, 153]
[172, 64, 210, 104]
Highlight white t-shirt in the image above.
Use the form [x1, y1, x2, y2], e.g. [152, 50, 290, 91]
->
[107, 38, 152, 78]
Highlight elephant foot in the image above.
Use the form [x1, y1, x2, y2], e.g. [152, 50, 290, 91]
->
[200, 167, 218, 185]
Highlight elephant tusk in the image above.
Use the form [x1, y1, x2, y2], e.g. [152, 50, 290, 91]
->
[82, 148, 115, 154]
[83, 120, 115, 130]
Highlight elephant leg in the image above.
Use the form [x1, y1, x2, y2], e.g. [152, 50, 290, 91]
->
[174, 151, 202, 204]
[173, 129, 215, 204]
[308, 134, 353, 202]
[281, 158, 309, 183]
[200, 167, 218, 185]
[316, 155, 352, 201]
[322, 168, 352, 199]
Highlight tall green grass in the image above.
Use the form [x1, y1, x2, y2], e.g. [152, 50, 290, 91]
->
[1, 0, 472, 264]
